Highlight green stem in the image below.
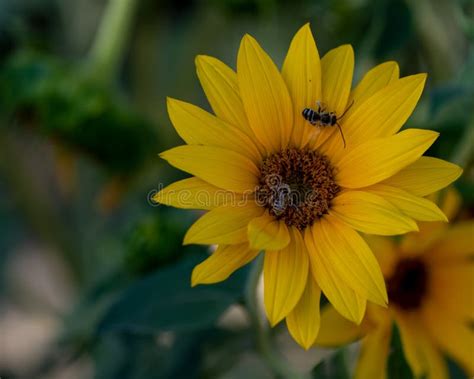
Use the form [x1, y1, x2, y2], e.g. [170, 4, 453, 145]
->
[87, 0, 140, 84]
[244, 254, 305, 379]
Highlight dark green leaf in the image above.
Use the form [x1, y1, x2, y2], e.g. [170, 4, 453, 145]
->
[93, 331, 204, 379]
[387, 324, 415, 379]
[98, 253, 250, 334]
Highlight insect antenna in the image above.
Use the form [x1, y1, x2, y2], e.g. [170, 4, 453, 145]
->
[336, 122, 346, 148]
[337, 100, 355, 120]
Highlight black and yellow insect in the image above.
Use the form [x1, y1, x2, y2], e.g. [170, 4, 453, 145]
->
[302, 101, 353, 148]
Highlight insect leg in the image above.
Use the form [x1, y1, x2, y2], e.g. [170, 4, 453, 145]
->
[336, 122, 346, 148]
[337, 100, 355, 120]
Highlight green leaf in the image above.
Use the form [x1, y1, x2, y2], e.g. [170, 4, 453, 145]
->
[387, 324, 415, 379]
[93, 331, 204, 379]
[312, 348, 350, 379]
[98, 253, 249, 334]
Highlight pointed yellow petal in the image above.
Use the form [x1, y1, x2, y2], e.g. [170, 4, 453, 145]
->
[160, 145, 259, 193]
[366, 184, 447, 222]
[343, 74, 427, 145]
[167, 98, 261, 162]
[382, 156, 463, 197]
[191, 244, 259, 286]
[331, 190, 418, 235]
[184, 204, 263, 245]
[311, 215, 388, 306]
[337, 129, 439, 188]
[154, 177, 242, 210]
[264, 228, 308, 326]
[305, 225, 367, 324]
[349, 61, 399, 106]
[195, 55, 253, 136]
[282, 23, 322, 148]
[315, 305, 365, 347]
[394, 312, 426, 377]
[286, 276, 321, 350]
[322, 62, 399, 155]
[423, 310, 474, 376]
[321, 45, 354, 117]
[395, 312, 451, 379]
[237, 34, 293, 152]
[354, 326, 391, 379]
[247, 213, 290, 251]
[364, 235, 398, 277]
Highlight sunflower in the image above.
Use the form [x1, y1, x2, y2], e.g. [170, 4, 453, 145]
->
[154, 24, 462, 349]
[316, 189, 474, 378]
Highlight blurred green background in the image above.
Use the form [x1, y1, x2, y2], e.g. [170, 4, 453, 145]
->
[0, 0, 472, 378]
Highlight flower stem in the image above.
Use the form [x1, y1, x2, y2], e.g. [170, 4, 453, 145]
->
[244, 254, 305, 379]
[87, 0, 140, 85]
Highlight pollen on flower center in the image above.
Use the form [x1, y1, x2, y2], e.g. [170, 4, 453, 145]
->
[256, 148, 340, 230]
[386, 258, 429, 311]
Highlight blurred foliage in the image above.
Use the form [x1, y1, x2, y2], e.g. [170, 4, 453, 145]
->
[387, 325, 415, 379]
[0, 0, 472, 378]
[0, 50, 158, 175]
[312, 349, 350, 379]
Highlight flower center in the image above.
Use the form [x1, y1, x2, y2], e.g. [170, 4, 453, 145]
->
[256, 148, 339, 230]
[386, 258, 429, 311]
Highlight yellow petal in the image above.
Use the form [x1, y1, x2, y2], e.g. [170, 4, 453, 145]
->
[382, 156, 463, 197]
[247, 213, 290, 251]
[331, 190, 418, 235]
[195, 55, 253, 137]
[167, 98, 262, 162]
[316, 62, 400, 158]
[154, 177, 243, 210]
[429, 221, 474, 261]
[286, 275, 321, 350]
[395, 311, 451, 379]
[354, 326, 391, 379]
[311, 215, 388, 306]
[282, 23, 322, 148]
[423, 310, 474, 376]
[428, 264, 474, 320]
[437, 187, 462, 221]
[366, 184, 447, 222]
[315, 305, 365, 347]
[321, 44, 354, 116]
[343, 74, 427, 145]
[237, 34, 293, 152]
[305, 225, 367, 323]
[160, 145, 259, 193]
[349, 61, 399, 106]
[184, 204, 263, 245]
[394, 312, 426, 377]
[191, 243, 259, 286]
[337, 129, 439, 188]
[263, 228, 308, 325]
[363, 235, 398, 277]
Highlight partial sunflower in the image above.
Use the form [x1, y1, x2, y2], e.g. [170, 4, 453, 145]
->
[154, 24, 462, 349]
[316, 189, 473, 378]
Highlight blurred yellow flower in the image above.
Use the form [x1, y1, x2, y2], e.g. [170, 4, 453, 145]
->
[316, 190, 474, 378]
[155, 24, 462, 349]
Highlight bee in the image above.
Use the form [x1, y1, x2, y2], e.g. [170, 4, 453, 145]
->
[270, 183, 291, 216]
[302, 101, 353, 148]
